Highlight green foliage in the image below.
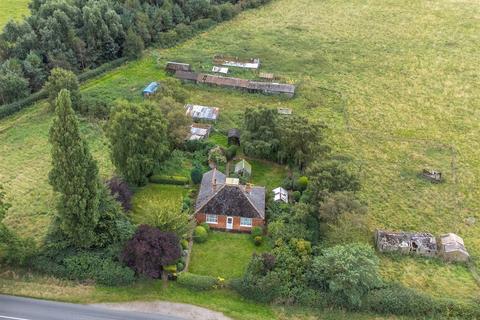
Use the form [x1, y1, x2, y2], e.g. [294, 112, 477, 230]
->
[48, 89, 101, 248]
[267, 203, 314, 243]
[296, 176, 308, 191]
[208, 146, 226, 168]
[309, 243, 382, 308]
[78, 95, 111, 119]
[180, 239, 189, 250]
[190, 166, 203, 184]
[0, 224, 36, 267]
[0, 66, 29, 104]
[44, 68, 80, 110]
[292, 190, 301, 202]
[251, 226, 263, 238]
[243, 106, 279, 160]
[200, 222, 211, 233]
[254, 236, 263, 246]
[177, 262, 184, 272]
[108, 100, 169, 186]
[318, 191, 367, 222]
[0, 88, 47, 119]
[140, 196, 190, 236]
[193, 226, 208, 243]
[177, 272, 218, 291]
[306, 160, 360, 203]
[156, 97, 190, 148]
[123, 28, 144, 60]
[149, 175, 189, 185]
[225, 145, 238, 161]
[64, 252, 135, 286]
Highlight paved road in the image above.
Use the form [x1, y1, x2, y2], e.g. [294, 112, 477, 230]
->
[0, 295, 185, 320]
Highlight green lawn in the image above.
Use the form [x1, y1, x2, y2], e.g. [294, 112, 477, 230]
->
[249, 159, 288, 191]
[0, 0, 30, 29]
[0, 0, 479, 308]
[131, 184, 188, 226]
[189, 231, 269, 279]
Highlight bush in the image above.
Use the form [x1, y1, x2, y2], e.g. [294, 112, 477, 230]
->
[191, 18, 216, 31]
[225, 145, 238, 161]
[78, 95, 111, 119]
[200, 222, 211, 233]
[251, 226, 263, 238]
[64, 253, 135, 286]
[190, 166, 203, 184]
[297, 176, 308, 191]
[363, 284, 439, 316]
[177, 272, 218, 291]
[149, 175, 189, 185]
[106, 176, 133, 212]
[292, 190, 301, 202]
[254, 236, 262, 246]
[177, 262, 185, 272]
[0, 89, 48, 119]
[180, 239, 189, 250]
[193, 226, 208, 243]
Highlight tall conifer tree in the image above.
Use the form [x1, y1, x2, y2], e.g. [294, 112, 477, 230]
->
[49, 89, 100, 248]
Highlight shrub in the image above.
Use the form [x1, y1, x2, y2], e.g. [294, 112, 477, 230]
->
[225, 145, 238, 161]
[180, 239, 189, 250]
[106, 177, 133, 212]
[45, 68, 81, 110]
[193, 226, 208, 243]
[177, 272, 218, 291]
[292, 190, 301, 202]
[149, 175, 189, 185]
[190, 166, 203, 184]
[363, 284, 439, 316]
[297, 176, 309, 191]
[177, 262, 185, 272]
[78, 95, 111, 119]
[251, 226, 263, 238]
[254, 236, 262, 246]
[64, 253, 135, 286]
[200, 222, 211, 233]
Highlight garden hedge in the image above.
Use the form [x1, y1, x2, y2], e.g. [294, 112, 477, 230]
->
[177, 272, 218, 291]
[149, 175, 189, 185]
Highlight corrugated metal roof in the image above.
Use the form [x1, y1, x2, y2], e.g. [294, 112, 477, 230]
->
[185, 104, 219, 121]
[143, 82, 159, 94]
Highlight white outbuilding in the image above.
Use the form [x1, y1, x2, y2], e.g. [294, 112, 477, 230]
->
[273, 187, 288, 203]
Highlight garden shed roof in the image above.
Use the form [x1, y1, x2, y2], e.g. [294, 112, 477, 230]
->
[185, 104, 219, 121]
[234, 159, 252, 175]
[143, 82, 159, 94]
[228, 128, 240, 139]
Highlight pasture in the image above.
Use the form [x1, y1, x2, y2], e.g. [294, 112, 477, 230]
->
[0, 0, 30, 29]
[0, 0, 479, 305]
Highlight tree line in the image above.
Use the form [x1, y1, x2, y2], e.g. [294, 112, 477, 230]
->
[0, 0, 272, 105]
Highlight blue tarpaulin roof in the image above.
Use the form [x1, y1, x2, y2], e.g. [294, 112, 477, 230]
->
[143, 82, 159, 94]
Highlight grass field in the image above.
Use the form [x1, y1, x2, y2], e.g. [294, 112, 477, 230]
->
[189, 231, 269, 279]
[0, 0, 30, 29]
[1, 0, 479, 308]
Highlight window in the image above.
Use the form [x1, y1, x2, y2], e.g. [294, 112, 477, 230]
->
[240, 217, 252, 227]
[206, 214, 218, 224]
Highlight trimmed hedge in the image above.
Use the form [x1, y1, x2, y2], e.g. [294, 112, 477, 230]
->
[193, 226, 208, 243]
[149, 175, 189, 185]
[64, 253, 135, 286]
[177, 272, 217, 291]
[0, 90, 48, 119]
[77, 58, 128, 83]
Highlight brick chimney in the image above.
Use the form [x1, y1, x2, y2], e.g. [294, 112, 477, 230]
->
[212, 168, 217, 192]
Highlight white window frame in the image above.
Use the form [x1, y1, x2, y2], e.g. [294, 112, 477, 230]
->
[206, 214, 218, 224]
[240, 217, 253, 227]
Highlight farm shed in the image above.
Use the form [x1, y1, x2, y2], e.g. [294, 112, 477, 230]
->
[166, 62, 191, 73]
[174, 71, 296, 98]
[213, 55, 260, 69]
[143, 82, 159, 96]
[185, 104, 219, 121]
[234, 159, 252, 178]
[439, 233, 469, 262]
[273, 187, 288, 203]
[195, 169, 265, 232]
[188, 123, 212, 140]
[375, 230, 437, 257]
[212, 66, 229, 74]
[248, 81, 296, 97]
[228, 128, 240, 145]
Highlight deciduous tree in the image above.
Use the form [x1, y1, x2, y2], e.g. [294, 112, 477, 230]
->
[44, 68, 80, 110]
[107, 100, 169, 186]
